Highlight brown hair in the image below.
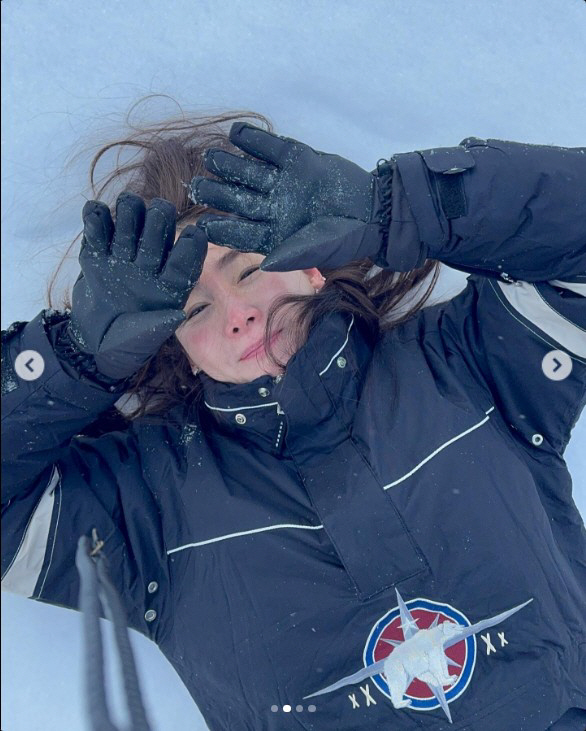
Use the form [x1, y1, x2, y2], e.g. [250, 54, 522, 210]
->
[48, 98, 440, 422]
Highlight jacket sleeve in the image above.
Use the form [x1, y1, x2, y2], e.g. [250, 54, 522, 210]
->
[435, 275, 585, 458]
[1, 311, 168, 637]
[387, 138, 585, 458]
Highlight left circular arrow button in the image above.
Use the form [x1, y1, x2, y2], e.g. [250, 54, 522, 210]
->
[14, 350, 45, 381]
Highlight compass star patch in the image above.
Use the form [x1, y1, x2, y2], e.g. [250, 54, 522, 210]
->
[304, 589, 533, 724]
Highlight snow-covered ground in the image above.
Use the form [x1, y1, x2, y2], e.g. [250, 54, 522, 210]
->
[2, 1, 585, 729]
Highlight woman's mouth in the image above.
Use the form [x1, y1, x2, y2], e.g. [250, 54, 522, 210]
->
[239, 330, 283, 361]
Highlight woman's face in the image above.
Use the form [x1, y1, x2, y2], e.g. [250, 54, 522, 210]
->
[176, 243, 325, 384]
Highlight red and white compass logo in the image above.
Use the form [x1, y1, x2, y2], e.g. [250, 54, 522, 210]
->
[305, 589, 533, 724]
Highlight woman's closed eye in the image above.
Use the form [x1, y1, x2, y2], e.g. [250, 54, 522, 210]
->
[186, 303, 208, 319]
[186, 267, 260, 319]
[239, 266, 260, 281]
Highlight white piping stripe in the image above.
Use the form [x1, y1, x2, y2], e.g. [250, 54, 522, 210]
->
[383, 407, 495, 490]
[1, 466, 59, 597]
[169, 407, 497, 551]
[37, 476, 62, 599]
[319, 315, 354, 376]
[167, 522, 324, 554]
[494, 280, 586, 358]
[204, 400, 279, 413]
[548, 280, 586, 296]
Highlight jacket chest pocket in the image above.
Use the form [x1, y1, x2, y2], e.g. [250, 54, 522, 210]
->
[292, 440, 429, 601]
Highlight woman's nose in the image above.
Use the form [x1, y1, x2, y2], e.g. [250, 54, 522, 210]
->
[224, 299, 262, 336]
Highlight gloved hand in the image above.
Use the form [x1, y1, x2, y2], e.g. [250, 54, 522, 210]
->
[189, 123, 393, 272]
[68, 192, 207, 381]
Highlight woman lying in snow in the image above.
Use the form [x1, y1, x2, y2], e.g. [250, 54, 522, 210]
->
[2, 109, 585, 731]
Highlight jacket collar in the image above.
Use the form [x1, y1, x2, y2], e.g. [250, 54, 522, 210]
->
[195, 312, 375, 456]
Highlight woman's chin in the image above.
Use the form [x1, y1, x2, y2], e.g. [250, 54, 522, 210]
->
[245, 357, 286, 381]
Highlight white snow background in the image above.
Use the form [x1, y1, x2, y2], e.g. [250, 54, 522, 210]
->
[2, 1, 585, 730]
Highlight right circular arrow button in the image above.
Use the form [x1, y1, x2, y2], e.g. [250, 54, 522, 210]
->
[541, 349, 573, 381]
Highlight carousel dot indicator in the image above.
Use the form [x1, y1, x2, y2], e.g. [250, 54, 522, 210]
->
[283, 704, 291, 712]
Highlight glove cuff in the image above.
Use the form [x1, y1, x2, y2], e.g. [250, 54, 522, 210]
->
[372, 159, 394, 267]
[53, 316, 128, 393]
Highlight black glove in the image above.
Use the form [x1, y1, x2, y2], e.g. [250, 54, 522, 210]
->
[67, 192, 207, 381]
[189, 123, 393, 272]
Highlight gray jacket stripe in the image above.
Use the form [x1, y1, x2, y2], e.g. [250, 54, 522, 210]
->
[1, 466, 60, 597]
[494, 280, 586, 358]
[548, 279, 586, 296]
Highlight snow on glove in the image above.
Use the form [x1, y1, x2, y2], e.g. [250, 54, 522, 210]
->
[68, 192, 207, 381]
[189, 123, 392, 272]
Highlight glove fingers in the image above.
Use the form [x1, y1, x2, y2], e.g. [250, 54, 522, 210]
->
[134, 198, 177, 272]
[111, 192, 146, 260]
[190, 177, 270, 221]
[204, 149, 276, 194]
[229, 122, 290, 166]
[162, 225, 208, 293]
[198, 214, 271, 255]
[81, 201, 114, 256]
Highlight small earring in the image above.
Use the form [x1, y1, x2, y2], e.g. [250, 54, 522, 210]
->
[192, 366, 200, 375]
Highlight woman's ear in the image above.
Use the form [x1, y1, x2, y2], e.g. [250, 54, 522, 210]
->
[174, 332, 200, 373]
[304, 267, 326, 292]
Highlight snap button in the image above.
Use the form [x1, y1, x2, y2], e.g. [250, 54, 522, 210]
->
[336, 356, 347, 368]
[144, 609, 157, 622]
[258, 387, 270, 397]
[531, 433, 544, 446]
[235, 413, 247, 425]
[147, 581, 158, 594]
